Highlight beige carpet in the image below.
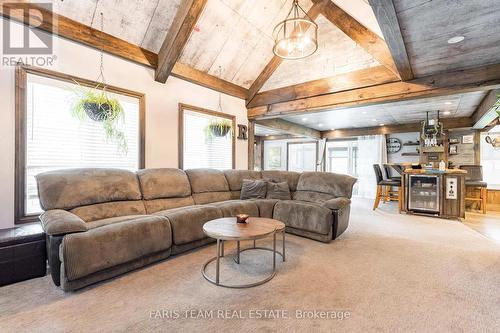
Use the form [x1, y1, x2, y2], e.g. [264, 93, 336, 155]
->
[1, 199, 499, 333]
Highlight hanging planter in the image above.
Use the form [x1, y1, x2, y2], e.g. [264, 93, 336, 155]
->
[205, 118, 233, 139]
[69, 12, 127, 154]
[71, 86, 127, 153]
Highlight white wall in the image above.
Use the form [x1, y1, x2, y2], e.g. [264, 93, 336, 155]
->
[0, 18, 248, 229]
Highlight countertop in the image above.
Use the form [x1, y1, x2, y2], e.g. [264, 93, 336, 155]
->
[403, 168, 467, 175]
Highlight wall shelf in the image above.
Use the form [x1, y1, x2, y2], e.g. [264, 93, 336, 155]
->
[401, 152, 420, 156]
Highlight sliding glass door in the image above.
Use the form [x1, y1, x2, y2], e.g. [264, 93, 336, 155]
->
[287, 142, 318, 172]
[326, 140, 358, 195]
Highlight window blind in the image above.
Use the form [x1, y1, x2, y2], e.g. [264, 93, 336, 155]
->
[183, 109, 233, 170]
[25, 74, 140, 214]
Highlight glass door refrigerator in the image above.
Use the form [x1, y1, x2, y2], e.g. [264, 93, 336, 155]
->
[408, 175, 440, 213]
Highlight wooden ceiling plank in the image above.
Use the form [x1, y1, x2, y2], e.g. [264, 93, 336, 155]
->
[312, 0, 400, 79]
[321, 117, 473, 139]
[256, 118, 321, 139]
[0, 2, 158, 67]
[472, 89, 500, 129]
[368, 0, 413, 80]
[248, 66, 399, 108]
[245, 0, 328, 106]
[1, 2, 249, 99]
[248, 63, 500, 119]
[155, 0, 208, 83]
[172, 62, 248, 99]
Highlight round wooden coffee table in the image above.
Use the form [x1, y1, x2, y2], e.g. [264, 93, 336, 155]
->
[202, 217, 286, 288]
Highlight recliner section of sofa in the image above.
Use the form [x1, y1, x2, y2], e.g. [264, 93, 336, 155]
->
[37, 167, 356, 291]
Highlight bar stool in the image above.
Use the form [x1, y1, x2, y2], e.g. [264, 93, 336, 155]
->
[459, 165, 488, 214]
[383, 164, 402, 181]
[373, 164, 401, 210]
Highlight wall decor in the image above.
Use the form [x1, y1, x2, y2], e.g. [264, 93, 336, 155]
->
[237, 124, 248, 140]
[462, 135, 474, 144]
[386, 138, 402, 153]
[446, 178, 458, 200]
[449, 144, 458, 155]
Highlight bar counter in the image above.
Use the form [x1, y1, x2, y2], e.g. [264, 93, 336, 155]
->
[401, 168, 466, 220]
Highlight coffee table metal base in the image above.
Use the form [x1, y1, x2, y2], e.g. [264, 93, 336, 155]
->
[202, 232, 285, 289]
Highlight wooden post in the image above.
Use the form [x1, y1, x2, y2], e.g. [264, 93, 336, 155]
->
[248, 120, 255, 170]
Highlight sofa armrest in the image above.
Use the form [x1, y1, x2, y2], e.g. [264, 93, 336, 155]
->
[40, 210, 87, 236]
[322, 197, 351, 210]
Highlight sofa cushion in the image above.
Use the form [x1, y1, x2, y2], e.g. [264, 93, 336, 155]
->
[186, 169, 229, 193]
[223, 170, 262, 191]
[85, 215, 160, 229]
[154, 205, 222, 245]
[143, 197, 195, 214]
[240, 179, 267, 199]
[40, 210, 87, 236]
[36, 168, 142, 210]
[249, 199, 279, 218]
[293, 190, 335, 203]
[266, 181, 291, 200]
[322, 197, 351, 210]
[137, 168, 191, 200]
[61, 215, 171, 281]
[261, 170, 301, 192]
[70, 201, 146, 222]
[209, 200, 259, 217]
[192, 192, 232, 205]
[273, 200, 332, 235]
[296, 172, 357, 199]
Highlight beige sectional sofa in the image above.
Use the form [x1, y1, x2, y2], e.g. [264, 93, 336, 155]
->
[36, 168, 356, 291]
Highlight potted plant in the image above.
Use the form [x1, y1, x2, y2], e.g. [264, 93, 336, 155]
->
[71, 84, 128, 153]
[205, 118, 233, 139]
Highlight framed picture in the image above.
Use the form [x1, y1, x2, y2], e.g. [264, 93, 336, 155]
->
[449, 145, 458, 155]
[462, 135, 474, 144]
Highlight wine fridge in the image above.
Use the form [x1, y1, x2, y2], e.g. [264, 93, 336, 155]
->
[408, 175, 440, 213]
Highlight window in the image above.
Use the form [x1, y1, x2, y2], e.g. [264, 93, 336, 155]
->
[16, 66, 145, 223]
[287, 142, 317, 172]
[179, 104, 235, 170]
[481, 128, 500, 190]
[326, 140, 358, 196]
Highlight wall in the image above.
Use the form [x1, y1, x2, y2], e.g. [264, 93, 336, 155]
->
[0, 18, 248, 229]
[387, 132, 420, 164]
[447, 129, 477, 166]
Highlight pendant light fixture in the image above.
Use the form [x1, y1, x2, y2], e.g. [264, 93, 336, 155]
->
[273, 0, 318, 60]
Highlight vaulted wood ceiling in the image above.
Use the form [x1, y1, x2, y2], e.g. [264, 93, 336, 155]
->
[7, 0, 500, 131]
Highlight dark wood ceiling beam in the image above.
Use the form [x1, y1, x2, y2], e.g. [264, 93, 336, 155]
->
[313, 0, 400, 79]
[172, 63, 248, 99]
[248, 63, 500, 119]
[256, 118, 321, 139]
[321, 117, 473, 139]
[247, 66, 399, 108]
[1, 1, 248, 99]
[368, 0, 413, 80]
[245, 0, 328, 106]
[472, 89, 500, 129]
[155, 0, 207, 83]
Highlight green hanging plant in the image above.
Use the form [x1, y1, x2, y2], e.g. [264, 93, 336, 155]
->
[69, 12, 127, 154]
[71, 83, 128, 154]
[495, 94, 500, 118]
[204, 118, 233, 140]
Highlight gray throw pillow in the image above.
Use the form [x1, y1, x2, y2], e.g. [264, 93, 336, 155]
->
[266, 181, 291, 200]
[240, 179, 267, 200]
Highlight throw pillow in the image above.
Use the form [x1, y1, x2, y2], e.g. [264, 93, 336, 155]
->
[240, 179, 267, 200]
[266, 181, 291, 200]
